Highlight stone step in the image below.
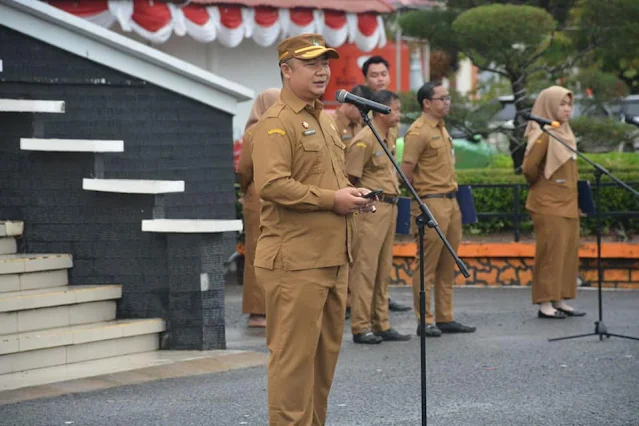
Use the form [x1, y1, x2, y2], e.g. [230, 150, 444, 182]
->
[0, 269, 68, 294]
[20, 138, 124, 153]
[83, 178, 185, 194]
[0, 318, 165, 356]
[0, 238, 16, 255]
[0, 253, 72, 275]
[0, 333, 160, 384]
[0, 350, 169, 392]
[0, 221, 23, 238]
[0, 99, 65, 113]
[0, 300, 117, 336]
[0, 285, 121, 313]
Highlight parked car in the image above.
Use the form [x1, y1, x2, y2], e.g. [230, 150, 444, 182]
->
[614, 95, 639, 151]
[485, 94, 635, 153]
[396, 122, 496, 169]
[488, 94, 614, 130]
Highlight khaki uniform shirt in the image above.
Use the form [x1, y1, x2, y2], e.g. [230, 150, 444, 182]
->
[402, 114, 457, 196]
[522, 133, 579, 218]
[329, 108, 362, 146]
[251, 88, 354, 271]
[345, 126, 400, 196]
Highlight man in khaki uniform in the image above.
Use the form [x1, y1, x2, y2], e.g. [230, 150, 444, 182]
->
[345, 90, 411, 344]
[251, 33, 376, 425]
[361, 55, 411, 313]
[328, 84, 371, 146]
[400, 82, 476, 337]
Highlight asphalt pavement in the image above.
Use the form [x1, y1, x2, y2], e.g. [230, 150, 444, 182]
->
[2, 282, 638, 426]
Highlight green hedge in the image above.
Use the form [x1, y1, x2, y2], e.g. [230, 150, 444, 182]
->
[455, 168, 639, 237]
[488, 152, 639, 170]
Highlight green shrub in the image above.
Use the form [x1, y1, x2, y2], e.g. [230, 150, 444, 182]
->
[455, 168, 639, 237]
[571, 117, 638, 153]
[400, 153, 639, 238]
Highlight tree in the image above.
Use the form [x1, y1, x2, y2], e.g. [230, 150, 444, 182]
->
[399, 0, 638, 172]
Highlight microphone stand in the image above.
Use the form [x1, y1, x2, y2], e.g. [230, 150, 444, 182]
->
[358, 107, 471, 425]
[534, 126, 639, 342]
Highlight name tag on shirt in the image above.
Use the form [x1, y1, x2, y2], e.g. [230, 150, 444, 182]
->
[303, 129, 316, 136]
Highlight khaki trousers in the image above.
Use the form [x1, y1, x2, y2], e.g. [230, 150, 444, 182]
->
[241, 195, 265, 315]
[255, 257, 348, 426]
[411, 197, 462, 324]
[349, 202, 396, 335]
[531, 213, 579, 304]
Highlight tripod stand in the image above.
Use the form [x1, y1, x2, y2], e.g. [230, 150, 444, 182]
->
[358, 108, 471, 425]
[536, 127, 639, 342]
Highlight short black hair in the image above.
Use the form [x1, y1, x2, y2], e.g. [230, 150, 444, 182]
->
[350, 84, 373, 100]
[371, 90, 399, 115]
[417, 82, 443, 109]
[362, 56, 390, 78]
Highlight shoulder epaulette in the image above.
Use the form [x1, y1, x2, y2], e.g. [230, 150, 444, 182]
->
[265, 102, 286, 118]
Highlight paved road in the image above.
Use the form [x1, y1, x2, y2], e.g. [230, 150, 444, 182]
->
[2, 284, 639, 426]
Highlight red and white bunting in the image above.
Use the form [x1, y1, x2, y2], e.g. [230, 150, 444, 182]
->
[48, 0, 387, 51]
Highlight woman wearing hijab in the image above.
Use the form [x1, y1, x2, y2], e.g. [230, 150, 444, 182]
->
[237, 88, 281, 328]
[522, 85, 586, 319]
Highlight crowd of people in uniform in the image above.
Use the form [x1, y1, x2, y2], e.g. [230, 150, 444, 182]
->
[235, 32, 585, 425]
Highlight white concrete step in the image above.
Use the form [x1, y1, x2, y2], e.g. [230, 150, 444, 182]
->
[0, 268, 68, 294]
[0, 238, 16, 255]
[20, 138, 124, 153]
[0, 350, 168, 391]
[0, 99, 65, 113]
[0, 221, 23, 237]
[0, 253, 72, 275]
[0, 300, 117, 335]
[0, 284, 121, 313]
[0, 318, 165, 356]
[142, 219, 243, 233]
[83, 178, 185, 194]
[0, 333, 160, 378]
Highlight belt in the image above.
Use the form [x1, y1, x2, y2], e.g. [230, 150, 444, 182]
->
[422, 191, 457, 200]
[379, 194, 399, 205]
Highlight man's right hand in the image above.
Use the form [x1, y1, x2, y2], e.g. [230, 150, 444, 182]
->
[332, 187, 371, 216]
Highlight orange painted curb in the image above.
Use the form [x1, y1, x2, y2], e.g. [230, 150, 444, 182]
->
[393, 242, 639, 259]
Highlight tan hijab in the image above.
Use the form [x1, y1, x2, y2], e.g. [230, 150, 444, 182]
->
[237, 88, 281, 193]
[244, 88, 281, 134]
[524, 85, 577, 179]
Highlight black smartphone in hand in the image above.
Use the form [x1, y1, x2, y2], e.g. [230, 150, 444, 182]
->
[362, 189, 382, 200]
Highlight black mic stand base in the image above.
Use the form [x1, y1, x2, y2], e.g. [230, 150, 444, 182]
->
[357, 107, 471, 426]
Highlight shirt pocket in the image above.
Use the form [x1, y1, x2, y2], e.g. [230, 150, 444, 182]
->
[330, 135, 346, 171]
[424, 137, 444, 158]
[300, 137, 327, 175]
[371, 150, 387, 169]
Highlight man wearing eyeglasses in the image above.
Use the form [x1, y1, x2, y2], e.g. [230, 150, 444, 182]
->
[400, 82, 477, 338]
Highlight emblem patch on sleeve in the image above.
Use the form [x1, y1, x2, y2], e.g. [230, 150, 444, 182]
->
[268, 128, 286, 136]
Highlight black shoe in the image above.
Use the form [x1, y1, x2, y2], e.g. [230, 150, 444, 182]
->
[416, 324, 442, 337]
[555, 307, 586, 317]
[374, 328, 411, 341]
[436, 321, 476, 333]
[353, 330, 383, 344]
[388, 298, 411, 312]
[345, 306, 351, 320]
[538, 310, 567, 319]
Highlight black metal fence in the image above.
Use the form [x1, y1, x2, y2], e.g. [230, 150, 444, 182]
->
[470, 182, 639, 242]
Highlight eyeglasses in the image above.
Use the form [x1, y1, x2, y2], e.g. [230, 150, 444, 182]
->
[432, 96, 452, 102]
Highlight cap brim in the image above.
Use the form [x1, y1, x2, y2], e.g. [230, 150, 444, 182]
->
[297, 48, 339, 60]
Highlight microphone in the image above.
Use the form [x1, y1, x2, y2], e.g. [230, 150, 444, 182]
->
[624, 115, 639, 127]
[335, 89, 391, 115]
[522, 112, 560, 128]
